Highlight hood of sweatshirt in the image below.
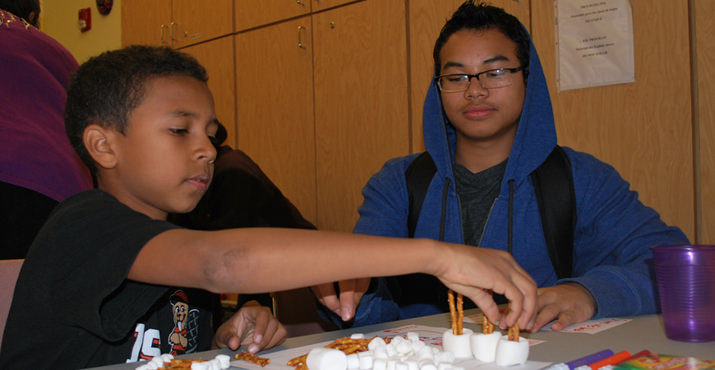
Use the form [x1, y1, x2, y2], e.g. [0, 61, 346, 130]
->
[421, 31, 557, 190]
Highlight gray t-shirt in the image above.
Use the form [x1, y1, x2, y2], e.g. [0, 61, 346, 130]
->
[454, 160, 507, 246]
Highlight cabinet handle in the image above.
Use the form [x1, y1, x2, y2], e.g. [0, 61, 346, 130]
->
[297, 0, 305, 6]
[297, 25, 306, 48]
[160, 24, 168, 45]
[170, 21, 177, 43]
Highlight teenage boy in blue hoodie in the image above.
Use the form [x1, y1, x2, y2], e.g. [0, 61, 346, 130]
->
[313, 0, 688, 332]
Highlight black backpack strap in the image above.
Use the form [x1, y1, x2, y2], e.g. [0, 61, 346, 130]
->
[405, 152, 437, 238]
[531, 146, 576, 279]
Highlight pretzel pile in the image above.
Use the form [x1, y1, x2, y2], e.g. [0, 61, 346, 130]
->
[447, 289, 519, 340]
[234, 351, 271, 367]
[135, 354, 231, 370]
[287, 336, 391, 369]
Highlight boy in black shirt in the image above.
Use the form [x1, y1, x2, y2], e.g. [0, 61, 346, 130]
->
[0, 45, 536, 369]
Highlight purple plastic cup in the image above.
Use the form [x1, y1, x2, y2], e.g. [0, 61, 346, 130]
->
[651, 244, 715, 342]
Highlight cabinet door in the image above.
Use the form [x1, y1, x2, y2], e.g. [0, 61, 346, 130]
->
[121, 0, 171, 46]
[172, 0, 234, 48]
[313, 0, 409, 232]
[235, 17, 317, 223]
[181, 36, 237, 149]
[531, 1, 694, 239]
[408, 0, 530, 152]
[312, 0, 361, 12]
[235, 0, 311, 31]
[697, 0, 715, 243]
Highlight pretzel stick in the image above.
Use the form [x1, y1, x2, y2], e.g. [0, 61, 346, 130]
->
[447, 289, 465, 335]
[502, 302, 520, 341]
[234, 351, 271, 367]
[508, 322, 520, 341]
[481, 290, 495, 334]
[456, 293, 464, 334]
[448, 289, 457, 335]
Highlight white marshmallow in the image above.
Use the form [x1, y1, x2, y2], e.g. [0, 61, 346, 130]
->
[359, 351, 374, 369]
[405, 359, 420, 370]
[470, 332, 501, 362]
[307, 347, 348, 370]
[395, 362, 410, 370]
[190, 362, 207, 370]
[396, 340, 413, 355]
[347, 353, 360, 369]
[351, 333, 366, 339]
[441, 328, 474, 359]
[435, 351, 455, 364]
[407, 332, 420, 342]
[494, 336, 529, 367]
[418, 359, 438, 370]
[369, 337, 388, 350]
[215, 354, 230, 369]
[416, 345, 434, 361]
[373, 358, 388, 370]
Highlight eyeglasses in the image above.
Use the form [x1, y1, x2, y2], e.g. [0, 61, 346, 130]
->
[436, 66, 524, 92]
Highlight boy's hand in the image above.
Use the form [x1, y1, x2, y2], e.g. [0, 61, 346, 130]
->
[528, 283, 596, 332]
[311, 278, 371, 322]
[211, 300, 286, 353]
[435, 244, 537, 330]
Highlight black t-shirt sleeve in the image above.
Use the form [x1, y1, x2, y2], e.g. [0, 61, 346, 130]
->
[23, 190, 179, 340]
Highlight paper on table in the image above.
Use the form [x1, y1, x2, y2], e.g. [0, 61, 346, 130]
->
[541, 318, 631, 334]
[229, 325, 550, 370]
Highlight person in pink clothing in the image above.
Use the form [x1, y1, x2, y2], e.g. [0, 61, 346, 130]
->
[0, 3, 92, 259]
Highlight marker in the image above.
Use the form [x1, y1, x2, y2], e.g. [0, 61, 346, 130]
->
[565, 349, 615, 370]
[588, 350, 632, 370]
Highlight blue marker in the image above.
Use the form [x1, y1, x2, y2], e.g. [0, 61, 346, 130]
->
[566, 349, 615, 370]
[542, 349, 616, 370]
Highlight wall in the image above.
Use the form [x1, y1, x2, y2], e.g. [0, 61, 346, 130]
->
[39, 0, 122, 63]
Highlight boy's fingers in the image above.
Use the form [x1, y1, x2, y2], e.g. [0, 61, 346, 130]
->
[311, 284, 340, 314]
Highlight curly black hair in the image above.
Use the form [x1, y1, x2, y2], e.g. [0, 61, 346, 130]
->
[432, 0, 530, 82]
[65, 45, 208, 174]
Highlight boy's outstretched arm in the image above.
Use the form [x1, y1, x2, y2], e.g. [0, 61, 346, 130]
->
[129, 228, 537, 329]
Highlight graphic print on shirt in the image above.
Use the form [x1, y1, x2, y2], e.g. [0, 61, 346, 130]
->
[168, 290, 200, 355]
[126, 290, 201, 363]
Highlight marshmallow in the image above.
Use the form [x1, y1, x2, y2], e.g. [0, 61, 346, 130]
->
[470, 331, 501, 362]
[407, 332, 420, 342]
[351, 333, 366, 339]
[368, 337, 388, 350]
[494, 336, 529, 367]
[441, 328, 474, 359]
[359, 351, 374, 369]
[347, 353, 360, 369]
[307, 347, 348, 370]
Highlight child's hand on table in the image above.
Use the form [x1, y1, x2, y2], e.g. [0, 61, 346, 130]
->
[211, 300, 287, 353]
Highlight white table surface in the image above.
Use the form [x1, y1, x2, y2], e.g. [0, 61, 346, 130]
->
[86, 310, 715, 369]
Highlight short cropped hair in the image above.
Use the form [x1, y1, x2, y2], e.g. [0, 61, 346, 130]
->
[432, 0, 530, 82]
[65, 45, 208, 173]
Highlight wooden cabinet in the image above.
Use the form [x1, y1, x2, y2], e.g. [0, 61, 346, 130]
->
[235, 0, 310, 31]
[236, 0, 409, 231]
[122, 0, 233, 48]
[182, 37, 238, 149]
[235, 17, 317, 223]
[313, 0, 409, 232]
[695, 0, 715, 243]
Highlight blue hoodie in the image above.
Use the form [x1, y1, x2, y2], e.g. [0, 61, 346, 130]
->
[339, 32, 689, 327]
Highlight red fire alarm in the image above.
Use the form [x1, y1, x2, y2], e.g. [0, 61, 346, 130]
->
[78, 8, 91, 32]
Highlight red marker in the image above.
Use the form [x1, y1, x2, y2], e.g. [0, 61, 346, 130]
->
[588, 350, 632, 369]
